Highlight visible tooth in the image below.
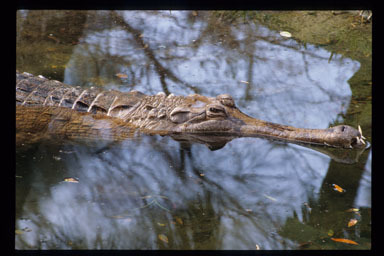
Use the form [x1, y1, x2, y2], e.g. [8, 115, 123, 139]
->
[361, 139, 366, 145]
[358, 125, 363, 135]
[361, 135, 366, 140]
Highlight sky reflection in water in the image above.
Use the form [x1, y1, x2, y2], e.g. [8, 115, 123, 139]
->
[16, 11, 370, 249]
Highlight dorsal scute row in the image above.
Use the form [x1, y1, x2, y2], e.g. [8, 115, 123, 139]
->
[16, 72, 148, 116]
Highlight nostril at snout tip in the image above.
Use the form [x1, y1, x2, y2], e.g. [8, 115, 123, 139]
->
[351, 137, 358, 147]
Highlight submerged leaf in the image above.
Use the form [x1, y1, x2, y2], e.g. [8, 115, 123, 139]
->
[348, 219, 358, 227]
[331, 238, 358, 245]
[158, 234, 169, 243]
[332, 184, 345, 193]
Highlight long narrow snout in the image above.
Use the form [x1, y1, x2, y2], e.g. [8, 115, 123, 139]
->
[233, 110, 367, 149]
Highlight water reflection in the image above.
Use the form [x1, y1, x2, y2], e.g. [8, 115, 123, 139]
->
[16, 10, 370, 249]
[355, 151, 371, 208]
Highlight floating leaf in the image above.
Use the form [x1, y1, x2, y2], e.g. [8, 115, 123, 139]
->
[158, 234, 169, 243]
[199, 173, 205, 177]
[175, 216, 183, 225]
[255, 244, 260, 250]
[346, 208, 359, 212]
[348, 219, 358, 227]
[279, 31, 292, 38]
[263, 194, 277, 202]
[157, 222, 166, 227]
[63, 177, 79, 183]
[115, 73, 128, 79]
[110, 215, 132, 221]
[240, 80, 249, 84]
[15, 229, 24, 235]
[331, 238, 358, 245]
[328, 229, 334, 236]
[332, 184, 345, 193]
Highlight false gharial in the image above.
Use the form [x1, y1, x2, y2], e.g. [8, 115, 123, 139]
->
[16, 71, 367, 150]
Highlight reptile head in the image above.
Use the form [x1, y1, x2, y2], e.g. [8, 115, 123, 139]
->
[167, 94, 242, 150]
[324, 124, 367, 148]
[170, 93, 245, 134]
[170, 93, 367, 149]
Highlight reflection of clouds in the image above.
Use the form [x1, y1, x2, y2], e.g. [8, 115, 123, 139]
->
[354, 150, 371, 208]
[65, 11, 360, 129]
[17, 11, 364, 249]
[16, 137, 331, 249]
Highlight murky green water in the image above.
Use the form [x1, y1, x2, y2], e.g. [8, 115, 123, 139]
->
[16, 10, 371, 250]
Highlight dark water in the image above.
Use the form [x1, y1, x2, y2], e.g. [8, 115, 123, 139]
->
[16, 10, 371, 250]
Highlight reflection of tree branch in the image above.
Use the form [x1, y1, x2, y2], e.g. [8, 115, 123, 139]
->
[189, 164, 273, 238]
[300, 50, 341, 103]
[111, 11, 199, 94]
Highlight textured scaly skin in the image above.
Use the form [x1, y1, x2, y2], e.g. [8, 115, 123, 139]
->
[16, 71, 367, 148]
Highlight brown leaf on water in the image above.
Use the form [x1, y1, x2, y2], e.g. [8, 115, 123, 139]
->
[332, 184, 345, 193]
[346, 208, 359, 212]
[348, 219, 358, 227]
[15, 229, 24, 235]
[158, 234, 169, 243]
[331, 238, 358, 245]
[63, 177, 79, 183]
[115, 73, 128, 79]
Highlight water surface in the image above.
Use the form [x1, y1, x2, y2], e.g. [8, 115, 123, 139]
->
[16, 10, 371, 250]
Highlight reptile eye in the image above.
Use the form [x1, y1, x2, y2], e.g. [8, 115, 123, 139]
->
[209, 107, 222, 113]
[207, 105, 226, 118]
